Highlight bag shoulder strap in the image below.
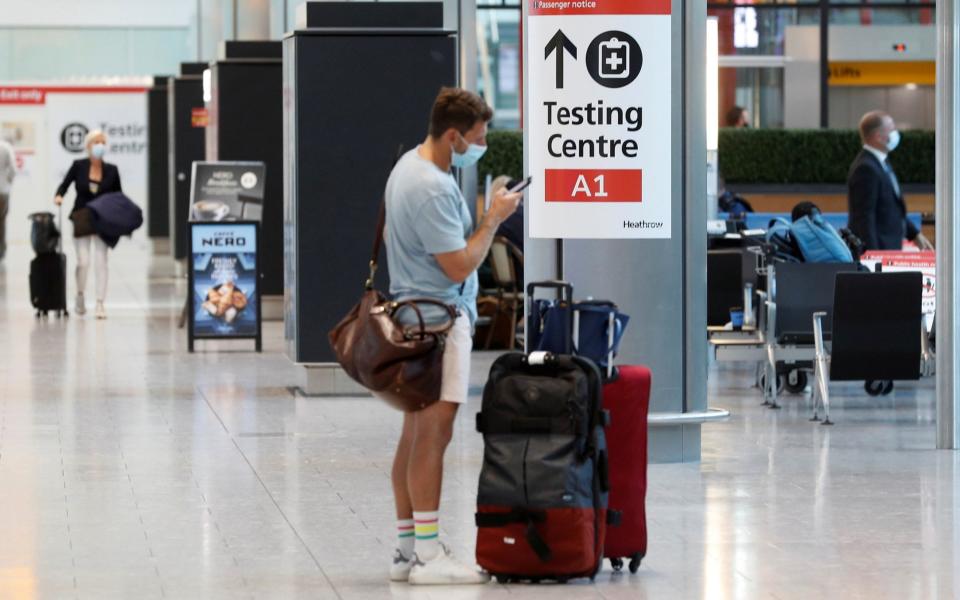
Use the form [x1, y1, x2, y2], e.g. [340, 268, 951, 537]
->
[372, 198, 386, 265]
[366, 146, 405, 289]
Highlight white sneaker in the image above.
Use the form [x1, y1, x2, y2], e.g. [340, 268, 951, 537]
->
[408, 543, 491, 585]
[95, 301, 106, 320]
[390, 549, 413, 582]
[75, 293, 86, 315]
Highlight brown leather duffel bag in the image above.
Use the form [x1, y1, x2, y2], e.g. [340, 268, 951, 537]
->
[329, 201, 457, 412]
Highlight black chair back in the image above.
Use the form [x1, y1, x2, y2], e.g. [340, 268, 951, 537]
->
[830, 272, 922, 381]
[707, 249, 756, 327]
[774, 262, 858, 344]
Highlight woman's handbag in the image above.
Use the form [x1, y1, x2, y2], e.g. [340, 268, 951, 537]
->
[29, 212, 61, 254]
[328, 201, 457, 412]
[70, 207, 96, 238]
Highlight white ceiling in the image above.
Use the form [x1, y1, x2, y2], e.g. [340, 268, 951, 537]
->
[0, 0, 196, 28]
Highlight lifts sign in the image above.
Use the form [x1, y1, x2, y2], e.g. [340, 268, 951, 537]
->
[528, 0, 672, 239]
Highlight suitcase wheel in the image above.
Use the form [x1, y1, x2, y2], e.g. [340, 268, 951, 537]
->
[629, 554, 642, 574]
[610, 557, 624, 572]
[784, 369, 808, 394]
[865, 380, 894, 396]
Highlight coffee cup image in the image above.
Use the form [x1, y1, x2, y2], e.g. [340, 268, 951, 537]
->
[193, 200, 230, 221]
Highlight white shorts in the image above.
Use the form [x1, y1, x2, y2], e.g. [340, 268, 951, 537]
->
[439, 314, 473, 404]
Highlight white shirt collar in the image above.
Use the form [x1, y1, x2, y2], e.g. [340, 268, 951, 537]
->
[863, 144, 888, 164]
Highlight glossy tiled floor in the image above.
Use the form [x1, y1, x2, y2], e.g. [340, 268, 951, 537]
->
[0, 237, 957, 600]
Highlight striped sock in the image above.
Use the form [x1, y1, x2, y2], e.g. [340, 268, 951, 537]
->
[413, 511, 440, 561]
[397, 518, 415, 559]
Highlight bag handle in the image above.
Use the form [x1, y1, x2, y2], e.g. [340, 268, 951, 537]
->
[365, 145, 406, 290]
[390, 299, 458, 338]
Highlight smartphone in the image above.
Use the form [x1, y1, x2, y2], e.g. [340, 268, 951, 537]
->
[509, 176, 533, 194]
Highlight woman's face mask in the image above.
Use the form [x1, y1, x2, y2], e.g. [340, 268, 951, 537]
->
[90, 143, 106, 159]
[451, 133, 487, 168]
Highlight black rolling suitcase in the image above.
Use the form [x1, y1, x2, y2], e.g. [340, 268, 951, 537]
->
[475, 351, 611, 583]
[29, 208, 69, 318]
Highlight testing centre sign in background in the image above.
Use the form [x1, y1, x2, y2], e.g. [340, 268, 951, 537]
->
[527, 0, 672, 239]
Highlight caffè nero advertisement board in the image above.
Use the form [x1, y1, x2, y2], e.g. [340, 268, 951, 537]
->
[189, 161, 266, 222]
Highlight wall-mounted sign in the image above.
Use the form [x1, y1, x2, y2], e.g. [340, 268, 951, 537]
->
[829, 61, 935, 86]
[860, 250, 936, 325]
[734, 7, 759, 49]
[191, 107, 209, 128]
[527, 0, 672, 239]
[188, 221, 262, 351]
[189, 161, 266, 222]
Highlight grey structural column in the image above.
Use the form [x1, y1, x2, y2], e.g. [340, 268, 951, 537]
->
[936, 0, 960, 450]
[683, 0, 708, 442]
[236, 0, 271, 40]
[455, 0, 480, 209]
[523, 0, 708, 463]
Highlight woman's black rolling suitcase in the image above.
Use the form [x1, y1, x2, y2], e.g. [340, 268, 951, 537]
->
[29, 208, 69, 318]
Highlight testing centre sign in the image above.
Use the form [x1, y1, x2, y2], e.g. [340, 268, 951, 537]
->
[527, 0, 672, 239]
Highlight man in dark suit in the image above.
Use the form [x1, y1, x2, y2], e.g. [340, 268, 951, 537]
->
[847, 110, 932, 251]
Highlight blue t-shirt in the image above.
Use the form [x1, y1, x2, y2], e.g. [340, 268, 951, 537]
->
[384, 148, 478, 325]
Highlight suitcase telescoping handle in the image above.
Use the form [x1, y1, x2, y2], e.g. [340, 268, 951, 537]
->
[526, 280, 575, 355]
[572, 302, 620, 380]
[526, 280, 573, 302]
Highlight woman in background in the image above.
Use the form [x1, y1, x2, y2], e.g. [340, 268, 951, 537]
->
[54, 130, 122, 319]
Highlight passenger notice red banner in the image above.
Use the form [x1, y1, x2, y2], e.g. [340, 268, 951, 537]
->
[531, 0, 670, 16]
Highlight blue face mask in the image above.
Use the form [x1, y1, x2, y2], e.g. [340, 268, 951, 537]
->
[451, 134, 486, 168]
[886, 130, 901, 153]
[91, 143, 106, 159]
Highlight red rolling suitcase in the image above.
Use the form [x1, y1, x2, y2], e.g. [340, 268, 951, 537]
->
[603, 365, 651, 573]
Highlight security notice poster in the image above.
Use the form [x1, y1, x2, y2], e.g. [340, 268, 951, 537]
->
[860, 250, 936, 326]
[527, 0, 672, 238]
[189, 161, 266, 222]
[190, 222, 260, 339]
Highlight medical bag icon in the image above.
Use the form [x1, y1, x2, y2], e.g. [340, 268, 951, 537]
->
[598, 37, 630, 79]
[586, 31, 641, 88]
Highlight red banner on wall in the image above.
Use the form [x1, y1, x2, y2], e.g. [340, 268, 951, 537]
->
[0, 86, 148, 105]
[0, 88, 46, 105]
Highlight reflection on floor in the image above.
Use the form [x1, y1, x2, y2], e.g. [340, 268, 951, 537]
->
[0, 237, 957, 600]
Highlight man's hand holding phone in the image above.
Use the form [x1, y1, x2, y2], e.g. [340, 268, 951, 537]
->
[486, 175, 530, 226]
[488, 187, 522, 225]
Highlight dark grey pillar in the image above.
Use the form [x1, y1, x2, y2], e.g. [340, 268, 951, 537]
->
[148, 76, 171, 239]
[207, 41, 284, 296]
[283, 3, 457, 384]
[168, 63, 206, 261]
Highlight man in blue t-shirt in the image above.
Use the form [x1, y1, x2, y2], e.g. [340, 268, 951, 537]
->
[383, 88, 521, 585]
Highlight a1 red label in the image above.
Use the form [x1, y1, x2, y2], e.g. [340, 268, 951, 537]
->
[545, 169, 642, 203]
